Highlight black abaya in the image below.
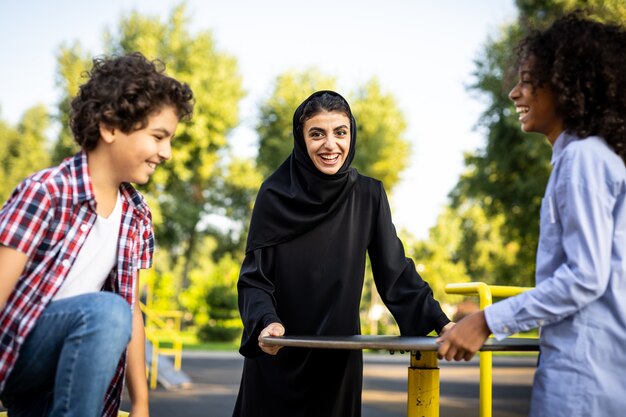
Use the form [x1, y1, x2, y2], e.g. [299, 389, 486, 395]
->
[233, 176, 450, 417]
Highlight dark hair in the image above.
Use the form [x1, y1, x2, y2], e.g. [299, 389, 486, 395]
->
[297, 92, 352, 132]
[70, 52, 194, 150]
[516, 13, 626, 162]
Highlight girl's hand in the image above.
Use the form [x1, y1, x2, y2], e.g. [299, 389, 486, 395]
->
[436, 311, 491, 361]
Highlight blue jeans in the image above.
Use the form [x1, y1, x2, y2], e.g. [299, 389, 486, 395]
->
[0, 292, 132, 417]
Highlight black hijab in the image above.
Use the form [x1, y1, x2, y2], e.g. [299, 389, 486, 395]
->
[245, 90, 359, 253]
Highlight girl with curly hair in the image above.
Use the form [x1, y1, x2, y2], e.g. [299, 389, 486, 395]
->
[437, 13, 626, 416]
[0, 52, 193, 417]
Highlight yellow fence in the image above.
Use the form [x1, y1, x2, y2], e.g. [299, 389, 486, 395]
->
[140, 303, 184, 389]
[445, 282, 534, 417]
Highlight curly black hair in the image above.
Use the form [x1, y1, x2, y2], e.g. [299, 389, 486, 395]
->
[70, 52, 194, 150]
[516, 13, 626, 162]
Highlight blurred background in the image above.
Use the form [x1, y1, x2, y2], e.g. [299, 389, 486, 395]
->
[1, 0, 624, 348]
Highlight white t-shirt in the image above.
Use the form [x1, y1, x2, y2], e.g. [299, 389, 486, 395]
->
[53, 192, 122, 300]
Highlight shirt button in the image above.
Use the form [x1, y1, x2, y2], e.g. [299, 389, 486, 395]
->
[502, 326, 510, 333]
[537, 320, 545, 326]
[80, 224, 89, 232]
[62, 259, 71, 268]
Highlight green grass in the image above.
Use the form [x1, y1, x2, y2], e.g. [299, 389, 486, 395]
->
[183, 340, 239, 351]
[149, 330, 240, 351]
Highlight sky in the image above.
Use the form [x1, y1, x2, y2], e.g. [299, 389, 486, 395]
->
[0, 0, 518, 240]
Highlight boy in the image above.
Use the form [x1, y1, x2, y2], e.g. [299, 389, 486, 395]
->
[0, 52, 193, 417]
[436, 14, 626, 416]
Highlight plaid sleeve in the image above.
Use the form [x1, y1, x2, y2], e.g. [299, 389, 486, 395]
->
[137, 208, 154, 270]
[0, 179, 53, 257]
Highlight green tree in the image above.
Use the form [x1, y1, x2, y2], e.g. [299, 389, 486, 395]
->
[450, 0, 626, 286]
[51, 43, 90, 164]
[204, 158, 263, 260]
[406, 209, 471, 303]
[51, 4, 254, 337]
[350, 78, 409, 192]
[103, 3, 245, 289]
[256, 69, 337, 177]
[0, 106, 50, 202]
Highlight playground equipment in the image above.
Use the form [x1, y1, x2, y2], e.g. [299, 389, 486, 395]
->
[444, 282, 534, 417]
[141, 302, 191, 390]
[262, 282, 538, 417]
[262, 334, 538, 417]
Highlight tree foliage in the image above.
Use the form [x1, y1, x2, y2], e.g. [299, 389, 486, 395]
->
[48, 4, 256, 334]
[350, 78, 409, 192]
[256, 69, 337, 177]
[448, 0, 626, 286]
[103, 4, 246, 288]
[51, 43, 90, 165]
[0, 106, 50, 202]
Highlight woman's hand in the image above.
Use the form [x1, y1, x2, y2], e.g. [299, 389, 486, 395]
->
[258, 322, 285, 355]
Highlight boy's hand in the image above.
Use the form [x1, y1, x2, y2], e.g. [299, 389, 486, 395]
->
[436, 311, 491, 361]
[129, 403, 149, 417]
[258, 322, 285, 355]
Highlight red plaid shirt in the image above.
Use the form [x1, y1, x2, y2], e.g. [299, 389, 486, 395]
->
[0, 152, 154, 416]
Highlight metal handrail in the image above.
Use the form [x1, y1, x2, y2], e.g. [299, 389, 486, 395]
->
[444, 282, 534, 417]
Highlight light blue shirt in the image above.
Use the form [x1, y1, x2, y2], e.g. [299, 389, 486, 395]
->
[484, 132, 626, 417]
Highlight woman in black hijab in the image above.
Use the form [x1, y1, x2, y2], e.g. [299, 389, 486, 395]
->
[233, 91, 452, 417]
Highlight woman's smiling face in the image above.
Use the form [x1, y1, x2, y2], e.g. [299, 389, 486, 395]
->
[303, 110, 351, 175]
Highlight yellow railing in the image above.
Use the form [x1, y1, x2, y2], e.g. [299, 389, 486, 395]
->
[140, 303, 184, 389]
[444, 282, 534, 417]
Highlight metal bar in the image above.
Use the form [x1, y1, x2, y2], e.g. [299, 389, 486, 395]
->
[261, 334, 538, 417]
[260, 335, 539, 352]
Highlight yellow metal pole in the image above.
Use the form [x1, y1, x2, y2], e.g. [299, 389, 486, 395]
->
[476, 283, 493, 417]
[408, 351, 439, 417]
[445, 282, 532, 417]
[479, 350, 492, 417]
[150, 342, 159, 389]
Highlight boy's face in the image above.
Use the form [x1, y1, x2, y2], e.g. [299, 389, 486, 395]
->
[102, 105, 179, 185]
[509, 58, 564, 144]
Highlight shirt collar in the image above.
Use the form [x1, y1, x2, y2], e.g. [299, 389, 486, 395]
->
[119, 182, 150, 216]
[69, 151, 96, 206]
[68, 151, 149, 216]
[550, 131, 578, 166]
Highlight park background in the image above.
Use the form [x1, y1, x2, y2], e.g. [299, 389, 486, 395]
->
[1, 0, 624, 346]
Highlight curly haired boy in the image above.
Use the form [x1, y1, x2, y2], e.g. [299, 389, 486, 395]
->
[0, 52, 193, 417]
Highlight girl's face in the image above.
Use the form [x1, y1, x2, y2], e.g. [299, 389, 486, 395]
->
[303, 110, 351, 175]
[509, 58, 564, 144]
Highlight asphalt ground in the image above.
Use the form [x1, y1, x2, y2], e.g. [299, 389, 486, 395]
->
[121, 351, 537, 417]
